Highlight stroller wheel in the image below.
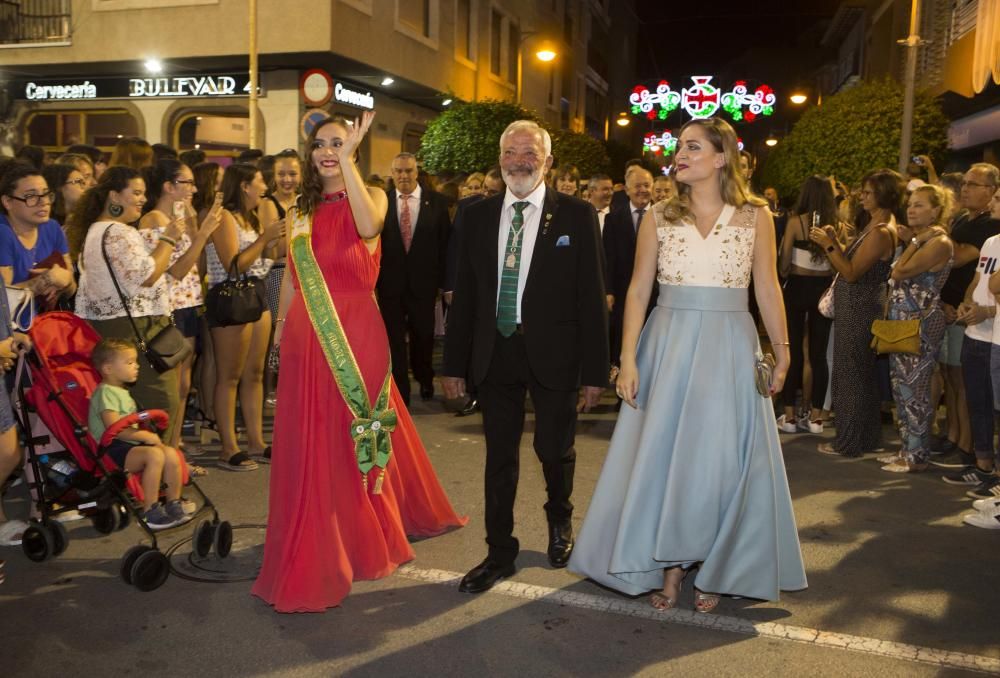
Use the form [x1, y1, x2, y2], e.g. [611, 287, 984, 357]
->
[193, 520, 214, 558]
[22, 523, 55, 562]
[48, 520, 69, 557]
[120, 545, 153, 585]
[213, 521, 233, 559]
[114, 502, 131, 532]
[130, 550, 170, 591]
[91, 506, 118, 535]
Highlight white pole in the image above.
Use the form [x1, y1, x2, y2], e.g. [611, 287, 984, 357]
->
[248, 0, 260, 150]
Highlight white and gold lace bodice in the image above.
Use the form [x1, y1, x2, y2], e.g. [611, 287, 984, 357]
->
[654, 202, 758, 288]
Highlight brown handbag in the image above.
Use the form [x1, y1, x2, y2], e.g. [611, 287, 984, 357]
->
[870, 295, 921, 355]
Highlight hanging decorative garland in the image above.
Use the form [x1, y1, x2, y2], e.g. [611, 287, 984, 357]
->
[629, 76, 777, 123]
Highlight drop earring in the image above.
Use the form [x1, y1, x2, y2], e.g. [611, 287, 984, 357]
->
[108, 202, 124, 217]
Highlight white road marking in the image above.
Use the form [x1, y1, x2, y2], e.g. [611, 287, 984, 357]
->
[397, 565, 1000, 675]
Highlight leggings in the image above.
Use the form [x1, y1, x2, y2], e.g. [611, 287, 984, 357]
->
[781, 274, 834, 411]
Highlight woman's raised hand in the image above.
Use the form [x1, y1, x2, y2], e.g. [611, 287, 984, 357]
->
[809, 224, 836, 249]
[339, 110, 376, 162]
[163, 216, 185, 242]
[263, 218, 286, 243]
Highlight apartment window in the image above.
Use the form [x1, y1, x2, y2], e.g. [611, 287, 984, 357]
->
[0, 0, 71, 45]
[948, 0, 977, 45]
[399, 0, 431, 36]
[455, 0, 476, 64]
[490, 9, 503, 75]
[508, 21, 520, 83]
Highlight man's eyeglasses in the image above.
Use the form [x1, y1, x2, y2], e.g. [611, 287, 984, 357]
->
[173, 179, 196, 186]
[961, 181, 997, 189]
[6, 191, 55, 207]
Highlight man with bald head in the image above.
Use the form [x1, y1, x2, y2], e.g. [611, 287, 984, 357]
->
[603, 167, 656, 370]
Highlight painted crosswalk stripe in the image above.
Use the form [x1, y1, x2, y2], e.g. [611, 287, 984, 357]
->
[396, 565, 1000, 675]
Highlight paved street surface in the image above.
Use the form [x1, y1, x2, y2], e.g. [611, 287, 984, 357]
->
[3, 386, 999, 677]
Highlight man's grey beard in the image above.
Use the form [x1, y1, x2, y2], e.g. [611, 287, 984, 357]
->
[502, 169, 542, 196]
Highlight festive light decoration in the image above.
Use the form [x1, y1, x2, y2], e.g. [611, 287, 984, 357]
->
[628, 76, 777, 123]
[643, 130, 677, 155]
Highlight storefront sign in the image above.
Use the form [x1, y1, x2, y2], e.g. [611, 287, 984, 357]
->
[629, 76, 776, 123]
[333, 82, 374, 110]
[16, 73, 262, 101]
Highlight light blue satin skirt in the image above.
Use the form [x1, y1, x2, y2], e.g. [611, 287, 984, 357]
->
[569, 285, 807, 601]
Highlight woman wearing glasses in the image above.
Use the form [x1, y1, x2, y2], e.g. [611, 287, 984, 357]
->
[0, 163, 76, 308]
[139, 159, 223, 452]
[41, 163, 87, 229]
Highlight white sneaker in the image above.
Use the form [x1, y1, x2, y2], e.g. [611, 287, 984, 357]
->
[962, 505, 1000, 529]
[972, 497, 1000, 513]
[776, 415, 797, 434]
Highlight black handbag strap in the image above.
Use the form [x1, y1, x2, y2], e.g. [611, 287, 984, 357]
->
[99, 223, 150, 352]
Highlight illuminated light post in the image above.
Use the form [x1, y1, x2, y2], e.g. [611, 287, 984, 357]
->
[516, 33, 558, 104]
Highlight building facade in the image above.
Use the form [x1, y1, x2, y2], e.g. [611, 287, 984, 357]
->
[0, 0, 636, 176]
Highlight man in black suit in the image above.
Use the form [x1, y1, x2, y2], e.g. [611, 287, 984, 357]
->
[603, 166, 655, 368]
[442, 120, 608, 593]
[377, 152, 451, 405]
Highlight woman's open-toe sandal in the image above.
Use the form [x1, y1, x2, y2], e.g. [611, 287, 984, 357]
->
[694, 590, 721, 614]
[650, 591, 678, 611]
[216, 452, 258, 472]
[251, 446, 272, 465]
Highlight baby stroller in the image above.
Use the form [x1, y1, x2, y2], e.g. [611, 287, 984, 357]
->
[15, 312, 232, 591]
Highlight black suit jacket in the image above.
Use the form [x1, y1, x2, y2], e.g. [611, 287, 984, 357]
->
[444, 193, 485, 293]
[443, 187, 609, 390]
[377, 188, 451, 300]
[602, 205, 639, 303]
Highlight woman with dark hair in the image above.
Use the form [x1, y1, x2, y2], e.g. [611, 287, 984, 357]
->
[179, 149, 206, 169]
[66, 144, 107, 179]
[69, 166, 186, 444]
[138, 159, 223, 452]
[192, 162, 222, 212]
[14, 145, 45, 171]
[0, 163, 76, 306]
[776, 176, 839, 434]
[55, 153, 96, 188]
[554, 164, 581, 197]
[204, 164, 284, 471]
[109, 137, 153, 171]
[41, 163, 87, 227]
[570, 117, 806, 613]
[882, 184, 954, 472]
[811, 168, 902, 457]
[251, 113, 465, 612]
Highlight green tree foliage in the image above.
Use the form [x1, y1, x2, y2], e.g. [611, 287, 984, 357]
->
[758, 79, 948, 200]
[417, 99, 540, 174]
[551, 129, 611, 178]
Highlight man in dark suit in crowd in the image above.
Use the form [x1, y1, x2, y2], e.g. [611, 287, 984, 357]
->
[603, 166, 655, 369]
[377, 152, 451, 405]
[444, 167, 505, 417]
[442, 120, 608, 593]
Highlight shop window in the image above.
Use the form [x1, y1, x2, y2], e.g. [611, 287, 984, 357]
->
[175, 112, 250, 158]
[25, 110, 139, 152]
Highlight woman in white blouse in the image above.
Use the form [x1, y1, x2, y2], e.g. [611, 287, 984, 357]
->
[68, 166, 186, 444]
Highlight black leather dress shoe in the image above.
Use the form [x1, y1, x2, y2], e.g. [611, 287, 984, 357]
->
[458, 558, 516, 593]
[455, 397, 479, 417]
[547, 522, 574, 568]
[420, 384, 434, 400]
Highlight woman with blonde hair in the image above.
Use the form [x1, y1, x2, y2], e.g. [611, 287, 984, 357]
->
[570, 117, 806, 613]
[109, 137, 153, 171]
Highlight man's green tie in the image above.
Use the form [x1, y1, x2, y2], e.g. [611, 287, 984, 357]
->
[497, 201, 530, 337]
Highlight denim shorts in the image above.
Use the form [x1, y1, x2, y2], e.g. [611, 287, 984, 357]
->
[938, 324, 965, 366]
[992, 344, 1000, 407]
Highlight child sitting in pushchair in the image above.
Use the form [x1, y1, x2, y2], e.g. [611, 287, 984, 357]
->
[88, 338, 190, 531]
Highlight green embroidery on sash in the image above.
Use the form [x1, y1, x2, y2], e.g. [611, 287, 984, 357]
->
[290, 216, 395, 493]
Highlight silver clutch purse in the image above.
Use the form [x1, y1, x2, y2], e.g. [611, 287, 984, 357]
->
[754, 352, 776, 397]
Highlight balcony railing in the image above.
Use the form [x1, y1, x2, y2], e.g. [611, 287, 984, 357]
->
[0, 0, 71, 46]
[948, 0, 977, 46]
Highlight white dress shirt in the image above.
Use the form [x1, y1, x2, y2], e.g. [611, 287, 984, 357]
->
[630, 201, 648, 231]
[496, 180, 547, 322]
[396, 183, 422, 233]
[596, 206, 610, 233]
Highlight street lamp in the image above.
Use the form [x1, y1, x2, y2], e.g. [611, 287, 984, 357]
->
[616, 113, 630, 127]
[516, 32, 559, 104]
[789, 92, 807, 105]
[765, 136, 779, 147]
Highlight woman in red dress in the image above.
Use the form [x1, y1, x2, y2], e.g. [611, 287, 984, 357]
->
[251, 112, 466, 613]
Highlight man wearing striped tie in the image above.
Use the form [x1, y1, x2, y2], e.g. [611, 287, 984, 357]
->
[443, 120, 609, 594]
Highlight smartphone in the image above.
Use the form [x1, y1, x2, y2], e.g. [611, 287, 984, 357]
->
[812, 212, 821, 228]
[173, 200, 186, 220]
[912, 156, 924, 165]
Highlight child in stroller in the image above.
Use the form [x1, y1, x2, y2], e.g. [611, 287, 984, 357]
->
[89, 338, 190, 531]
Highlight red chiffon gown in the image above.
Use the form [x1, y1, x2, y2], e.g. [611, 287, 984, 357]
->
[251, 196, 466, 613]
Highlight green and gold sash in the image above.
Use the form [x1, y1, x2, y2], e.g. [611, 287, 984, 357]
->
[289, 211, 396, 494]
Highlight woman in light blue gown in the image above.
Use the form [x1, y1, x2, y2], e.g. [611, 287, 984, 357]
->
[568, 118, 807, 612]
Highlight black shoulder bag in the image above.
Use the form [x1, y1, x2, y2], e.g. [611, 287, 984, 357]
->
[204, 257, 264, 327]
[100, 225, 192, 373]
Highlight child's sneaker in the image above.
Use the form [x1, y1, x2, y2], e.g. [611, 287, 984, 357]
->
[143, 503, 182, 531]
[165, 500, 192, 525]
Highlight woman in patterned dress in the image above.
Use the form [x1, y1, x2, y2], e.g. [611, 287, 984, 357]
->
[569, 118, 807, 613]
[881, 185, 954, 472]
[810, 169, 902, 457]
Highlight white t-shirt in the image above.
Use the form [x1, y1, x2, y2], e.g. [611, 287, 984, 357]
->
[966, 233, 1000, 344]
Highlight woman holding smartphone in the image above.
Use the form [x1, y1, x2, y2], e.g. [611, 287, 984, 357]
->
[139, 159, 224, 451]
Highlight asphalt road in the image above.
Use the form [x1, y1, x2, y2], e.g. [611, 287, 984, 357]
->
[2, 389, 998, 677]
